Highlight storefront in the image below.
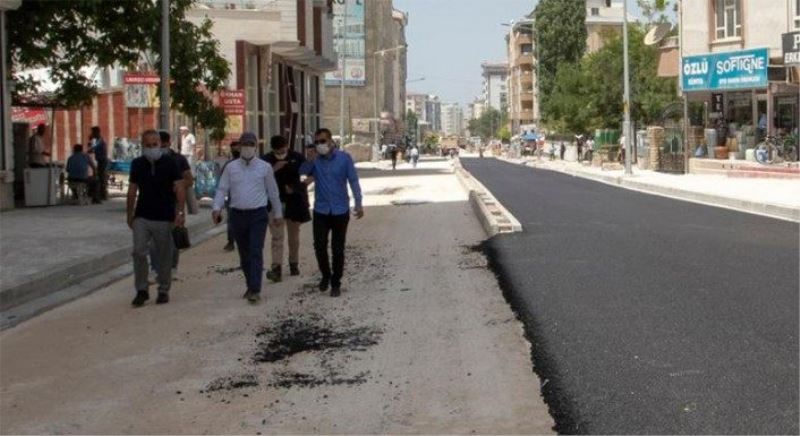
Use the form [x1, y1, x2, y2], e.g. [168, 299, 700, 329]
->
[682, 47, 799, 160]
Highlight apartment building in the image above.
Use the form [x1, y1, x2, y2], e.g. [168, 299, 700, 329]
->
[506, 15, 535, 134]
[480, 62, 508, 112]
[441, 103, 464, 137]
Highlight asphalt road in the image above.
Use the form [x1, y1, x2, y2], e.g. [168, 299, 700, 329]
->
[462, 158, 799, 435]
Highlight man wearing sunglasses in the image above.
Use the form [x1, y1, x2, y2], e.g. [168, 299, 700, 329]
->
[300, 128, 363, 297]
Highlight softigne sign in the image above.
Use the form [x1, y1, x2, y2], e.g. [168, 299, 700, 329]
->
[782, 31, 800, 66]
[682, 48, 769, 92]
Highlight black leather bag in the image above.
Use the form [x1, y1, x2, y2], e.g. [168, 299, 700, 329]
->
[172, 226, 191, 250]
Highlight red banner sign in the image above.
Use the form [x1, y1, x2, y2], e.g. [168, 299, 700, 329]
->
[220, 89, 245, 115]
[11, 107, 48, 126]
[123, 73, 161, 85]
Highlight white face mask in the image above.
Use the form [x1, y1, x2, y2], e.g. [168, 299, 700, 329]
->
[240, 146, 257, 160]
[143, 147, 163, 161]
[316, 143, 330, 156]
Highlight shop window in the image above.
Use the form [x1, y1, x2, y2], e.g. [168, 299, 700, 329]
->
[714, 0, 741, 40]
[245, 53, 259, 135]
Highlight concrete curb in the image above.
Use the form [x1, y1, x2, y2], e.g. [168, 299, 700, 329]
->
[498, 157, 800, 223]
[0, 224, 227, 330]
[454, 159, 522, 236]
[0, 215, 217, 313]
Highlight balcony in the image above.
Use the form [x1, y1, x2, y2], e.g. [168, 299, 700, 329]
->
[520, 91, 534, 102]
[517, 56, 533, 66]
[515, 34, 532, 45]
[520, 74, 533, 85]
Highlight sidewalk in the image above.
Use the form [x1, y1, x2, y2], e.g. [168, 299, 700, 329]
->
[0, 197, 216, 316]
[0, 158, 554, 434]
[498, 156, 800, 222]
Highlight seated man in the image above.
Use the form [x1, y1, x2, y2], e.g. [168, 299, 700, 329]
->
[65, 144, 96, 204]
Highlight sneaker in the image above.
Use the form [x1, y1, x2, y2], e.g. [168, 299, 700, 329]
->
[289, 263, 300, 276]
[330, 287, 341, 298]
[319, 277, 330, 292]
[132, 290, 149, 307]
[266, 265, 282, 283]
[247, 292, 262, 304]
[224, 241, 235, 252]
[156, 293, 169, 304]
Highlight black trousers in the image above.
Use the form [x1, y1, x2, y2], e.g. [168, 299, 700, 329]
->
[313, 212, 350, 288]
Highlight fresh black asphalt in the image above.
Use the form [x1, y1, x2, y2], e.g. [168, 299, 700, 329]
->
[462, 158, 799, 435]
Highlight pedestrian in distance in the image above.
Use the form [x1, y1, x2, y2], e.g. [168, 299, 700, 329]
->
[222, 141, 241, 252]
[212, 132, 283, 304]
[300, 128, 364, 297]
[127, 130, 186, 307]
[560, 142, 566, 161]
[148, 130, 193, 275]
[410, 145, 420, 168]
[88, 126, 109, 200]
[390, 144, 399, 170]
[263, 135, 312, 283]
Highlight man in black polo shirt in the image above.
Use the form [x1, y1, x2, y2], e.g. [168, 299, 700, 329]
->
[127, 129, 186, 307]
[262, 135, 311, 282]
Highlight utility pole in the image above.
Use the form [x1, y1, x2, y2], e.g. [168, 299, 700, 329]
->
[622, 0, 632, 175]
[159, 0, 170, 131]
[338, 0, 348, 143]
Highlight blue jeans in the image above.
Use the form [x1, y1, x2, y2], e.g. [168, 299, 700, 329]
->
[230, 207, 269, 293]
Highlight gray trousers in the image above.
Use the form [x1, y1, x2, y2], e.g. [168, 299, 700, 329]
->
[132, 218, 174, 293]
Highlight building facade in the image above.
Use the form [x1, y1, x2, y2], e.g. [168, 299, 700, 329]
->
[481, 62, 508, 112]
[506, 15, 536, 135]
[441, 103, 464, 137]
[321, 0, 409, 146]
[679, 0, 799, 148]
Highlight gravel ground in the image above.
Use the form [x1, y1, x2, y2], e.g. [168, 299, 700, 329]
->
[0, 158, 553, 435]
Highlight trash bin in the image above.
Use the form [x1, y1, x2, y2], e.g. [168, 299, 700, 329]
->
[24, 165, 62, 206]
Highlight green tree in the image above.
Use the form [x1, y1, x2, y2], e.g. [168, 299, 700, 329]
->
[406, 109, 418, 144]
[497, 126, 511, 144]
[534, 0, 587, 116]
[467, 107, 506, 140]
[9, 0, 230, 130]
[545, 24, 679, 134]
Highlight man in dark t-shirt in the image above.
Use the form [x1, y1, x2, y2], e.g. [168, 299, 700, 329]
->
[148, 130, 194, 274]
[262, 135, 311, 282]
[127, 130, 186, 307]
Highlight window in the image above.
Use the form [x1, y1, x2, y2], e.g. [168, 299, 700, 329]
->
[795, 0, 800, 29]
[714, 0, 741, 40]
[605, 0, 612, 6]
[590, 7, 599, 16]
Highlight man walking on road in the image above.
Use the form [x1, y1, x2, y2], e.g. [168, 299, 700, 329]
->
[89, 126, 109, 200]
[263, 135, 311, 282]
[301, 128, 364, 297]
[212, 132, 283, 303]
[127, 130, 186, 307]
[180, 126, 196, 169]
[148, 130, 193, 275]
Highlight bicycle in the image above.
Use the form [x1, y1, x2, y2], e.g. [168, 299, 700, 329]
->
[754, 136, 798, 164]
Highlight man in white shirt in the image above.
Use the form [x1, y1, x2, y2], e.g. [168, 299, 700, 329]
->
[212, 132, 283, 303]
[179, 126, 196, 168]
[28, 124, 50, 167]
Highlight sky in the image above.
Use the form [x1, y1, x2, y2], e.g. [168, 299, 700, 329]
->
[392, 0, 652, 108]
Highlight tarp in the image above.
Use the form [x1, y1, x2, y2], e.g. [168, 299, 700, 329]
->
[521, 132, 539, 141]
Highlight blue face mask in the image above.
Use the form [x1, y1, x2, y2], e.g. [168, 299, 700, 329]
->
[143, 147, 163, 161]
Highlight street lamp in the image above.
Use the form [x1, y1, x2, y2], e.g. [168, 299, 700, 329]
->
[622, 0, 632, 175]
[372, 44, 407, 161]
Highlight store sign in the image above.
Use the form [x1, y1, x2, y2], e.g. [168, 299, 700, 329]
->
[681, 48, 769, 92]
[219, 89, 245, 137]
[325, 0, 366, 87]
[782, 31, 800, 65]
[123, 73, 160, 108]
[11, 107, 48, 126]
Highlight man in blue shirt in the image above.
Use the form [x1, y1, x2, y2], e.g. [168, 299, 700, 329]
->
[300, 128, 363, 297]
